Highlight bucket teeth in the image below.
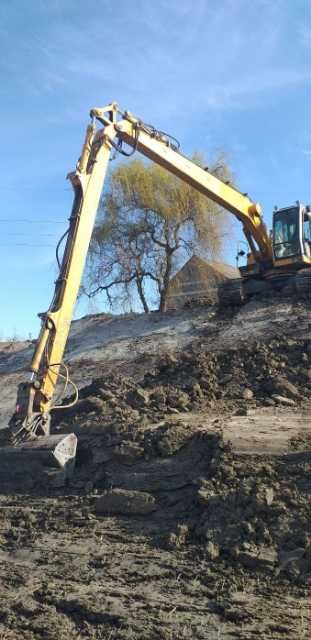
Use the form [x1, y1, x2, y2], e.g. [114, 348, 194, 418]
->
[9, 411, 51, 446]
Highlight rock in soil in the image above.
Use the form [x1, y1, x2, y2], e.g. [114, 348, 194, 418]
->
[94, 489, 158, 515]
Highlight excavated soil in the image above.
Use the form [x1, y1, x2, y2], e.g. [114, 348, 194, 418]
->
[0, 421, 311, 639]
[1, 299, 311, 637]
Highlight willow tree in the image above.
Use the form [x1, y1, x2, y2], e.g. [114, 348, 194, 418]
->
[84, 154, 234, 312]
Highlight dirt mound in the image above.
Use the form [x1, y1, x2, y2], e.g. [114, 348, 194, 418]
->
[67, 418, 311, 581]
[54, 334, 311, 438]
[148, 335, 311, 407]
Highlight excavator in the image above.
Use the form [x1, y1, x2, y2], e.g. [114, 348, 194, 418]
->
[4, 102, 311, 484]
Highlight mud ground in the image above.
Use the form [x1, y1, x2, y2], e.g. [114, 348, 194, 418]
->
[0, 422, 310, 639]
[1, 296, 311, 638]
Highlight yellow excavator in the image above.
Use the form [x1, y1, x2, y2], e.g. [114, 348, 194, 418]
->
[5, 102, 311, 482]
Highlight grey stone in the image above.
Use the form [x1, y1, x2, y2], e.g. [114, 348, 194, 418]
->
[278, 548, 306, 576]
[219, 374, 233, 385]
[206, 541, 220, 560]
[98, 388, 115, 401]
[272, 394, 296, 406]
[127, 388, 150, 408]
[114, 441, 144, 462]
[239, 546, 277, 569]
[264, 398, 276, 406]
[271, 376, 300, 399]
[264, 487, 274, 506]
[94, 489, 157, 515]
[242, 388, 254, 400]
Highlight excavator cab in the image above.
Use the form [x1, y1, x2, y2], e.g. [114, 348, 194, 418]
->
[272, 204, 311, 264]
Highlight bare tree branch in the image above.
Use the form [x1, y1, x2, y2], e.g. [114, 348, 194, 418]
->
[83, 155, 234, 312]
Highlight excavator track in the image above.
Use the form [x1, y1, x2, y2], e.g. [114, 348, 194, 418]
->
[295, 268, 311, 297]
[219, 270, 311, 307]
[219, 279, 244, 306]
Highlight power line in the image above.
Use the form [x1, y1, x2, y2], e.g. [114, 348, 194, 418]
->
[0, 218, 66, 224]
[2, 187, 73, 192]
[0, 243, 55, 247]
[3, 232, 55, 237]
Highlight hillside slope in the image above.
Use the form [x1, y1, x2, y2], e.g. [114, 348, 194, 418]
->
[1, 297, 308, 430]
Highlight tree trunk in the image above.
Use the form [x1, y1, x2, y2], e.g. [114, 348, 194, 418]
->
[159, 249, 173, 312]
[136, 277, 149, 313]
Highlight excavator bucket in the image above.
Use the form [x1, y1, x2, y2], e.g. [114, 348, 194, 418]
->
[0, 379, 78, 493]
[0, 432, 77, 493]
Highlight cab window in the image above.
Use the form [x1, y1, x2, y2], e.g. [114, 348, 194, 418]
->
[273, 207, 300, 258]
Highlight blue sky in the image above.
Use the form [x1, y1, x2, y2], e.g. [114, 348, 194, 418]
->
[1, 0, 311, 337]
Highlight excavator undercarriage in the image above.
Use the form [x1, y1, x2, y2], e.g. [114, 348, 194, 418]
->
[220, 269, 311, 306]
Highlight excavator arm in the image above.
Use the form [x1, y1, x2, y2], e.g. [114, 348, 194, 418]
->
[10, 102, 272, 443]
[10, 120, 113, 441]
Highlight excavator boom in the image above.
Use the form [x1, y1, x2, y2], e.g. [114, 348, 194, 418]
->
[92, 105, 272, 262]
